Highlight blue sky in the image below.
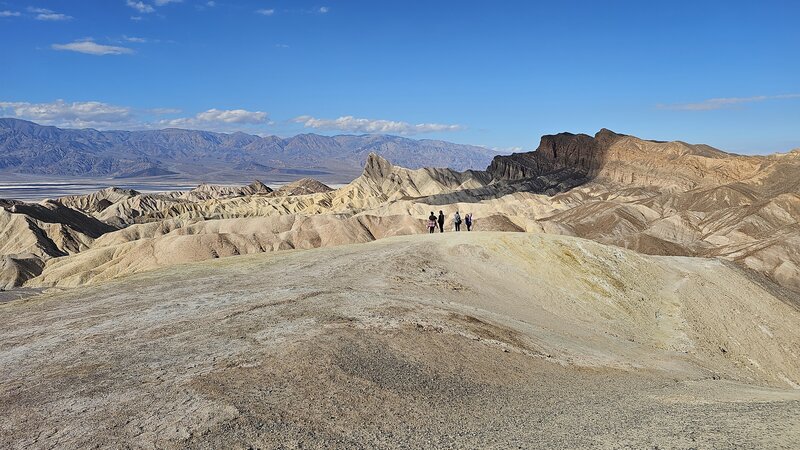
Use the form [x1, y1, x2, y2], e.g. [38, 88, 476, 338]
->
[0, 0, 798, 153]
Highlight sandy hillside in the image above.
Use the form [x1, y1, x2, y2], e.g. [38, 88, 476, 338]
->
[1, 232, 798, 449]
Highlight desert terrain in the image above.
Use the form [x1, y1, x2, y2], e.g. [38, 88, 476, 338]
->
[1, 129, 800, 448]
[2, 233, 800, 448]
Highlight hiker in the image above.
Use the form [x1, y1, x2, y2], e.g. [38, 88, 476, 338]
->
[465, 213, 473, 231]
[427, 212, 437, 234]
[438, 210, 445, 233]
[454, 211, 462, 231]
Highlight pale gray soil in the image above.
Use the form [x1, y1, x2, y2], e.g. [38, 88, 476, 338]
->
[1, 233, 799, 449]
[0, 287, 42, 304]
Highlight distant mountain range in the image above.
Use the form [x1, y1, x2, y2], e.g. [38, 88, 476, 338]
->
[0, 118, 499, 181]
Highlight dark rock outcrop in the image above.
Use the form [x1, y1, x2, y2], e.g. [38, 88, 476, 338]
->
[244, 180, 273, 195]
[487, 129, 623, 181]
[7, 200, 117, 238]
[0, 254, 45, 289]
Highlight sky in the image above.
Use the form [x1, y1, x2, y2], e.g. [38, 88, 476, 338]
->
[0, 0, 798, 154]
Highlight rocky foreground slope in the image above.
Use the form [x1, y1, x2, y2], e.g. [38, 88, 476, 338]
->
[1, 233, 799, 448]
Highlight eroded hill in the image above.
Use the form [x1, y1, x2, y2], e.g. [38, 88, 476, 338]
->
[1, 129, 799, 295]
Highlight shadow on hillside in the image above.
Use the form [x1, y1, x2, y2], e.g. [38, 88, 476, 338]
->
[422, 168, 591, 205]
[421, 129, 629, 206]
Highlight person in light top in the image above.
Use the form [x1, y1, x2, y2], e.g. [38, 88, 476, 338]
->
[427, 211, 437, 234]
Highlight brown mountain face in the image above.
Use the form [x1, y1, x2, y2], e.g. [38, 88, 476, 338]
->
[488, 128, 773, 191]
[484, 129, 800, 291]
[488, 129, 618, 180]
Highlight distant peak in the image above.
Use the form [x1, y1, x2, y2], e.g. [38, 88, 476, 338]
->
[774, 148, 800, 159]
[595, 128, 623, 140]
[366, 152, 391, 165]
[247, 179, 273, 193]
[363, 152, 394, 179]
[272, 178, 333, 196]
[102, 186, 139, 195]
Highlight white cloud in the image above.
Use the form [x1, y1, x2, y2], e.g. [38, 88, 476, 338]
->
[130, 15, 143, 21]
[159, 109, 269, 129]
[279, 6, 330, 15]
[195, 1, 215, 10]
[36, 12, 72, 20]
[154, 0, 182, 5]
[123, 35, 148, 43]
[197, 109, 268, 124]
[0, 10, 21, 17]
[256, 8, 274, 15]
[52, 39, 134, 55]
[27, 7, 71, 20]
[0, 100, 135, 129]
[126, 0, 155, 13]
[292, 115, 464, 135]
[658, 94, 800, 111]
[1, 101, 268, 132]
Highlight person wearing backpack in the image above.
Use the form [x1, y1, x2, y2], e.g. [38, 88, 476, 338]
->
[437, 210, 445, 233]
[453, 211, 462, 231]
[427, 212, 437, 234]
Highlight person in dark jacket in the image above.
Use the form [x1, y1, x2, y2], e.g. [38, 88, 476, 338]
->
[437, 210, 445, 233]
[465, 213, 473, 231]
[427, 212, 437, 233]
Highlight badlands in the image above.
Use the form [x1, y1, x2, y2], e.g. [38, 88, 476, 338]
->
[1, 129, 800, 448]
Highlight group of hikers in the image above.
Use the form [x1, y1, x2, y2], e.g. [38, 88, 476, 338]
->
[427, 210, 473, 233]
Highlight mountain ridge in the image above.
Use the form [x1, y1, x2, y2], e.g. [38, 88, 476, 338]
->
[0, 118, 498, 179]
[486, 128, 792, 191]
